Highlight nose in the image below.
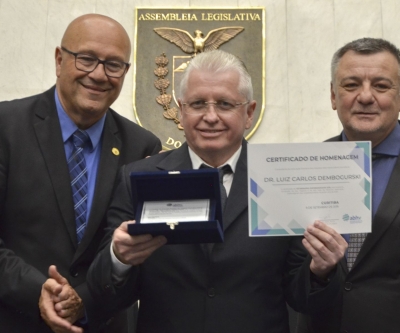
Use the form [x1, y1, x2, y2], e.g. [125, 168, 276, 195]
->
[357, 83, 374, 105]
[88, 62, 108, 81]
[202, 104, 220, 123]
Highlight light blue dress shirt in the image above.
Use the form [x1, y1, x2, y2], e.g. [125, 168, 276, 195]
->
[55, 89, 106, 223]
[342, 123, 400, 218]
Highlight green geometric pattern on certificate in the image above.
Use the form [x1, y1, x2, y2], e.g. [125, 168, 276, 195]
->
[266, 227, 289, 235]
[250, 200, 291, 235]
[250, 200, 301, 235]
[355, 141, 371, 177]
[360, 177, 371, 210]
[250, 198, 268, 232]
[288, 219, 305, 234]
[251, 224, 289, 236]
[355, 141, 371, 158]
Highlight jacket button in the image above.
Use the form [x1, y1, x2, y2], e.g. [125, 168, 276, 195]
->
[208, 288, 216, 297]
[70, 270, 78, 277]
[344, 282, 352, 291]
[106, 317, 115, 325]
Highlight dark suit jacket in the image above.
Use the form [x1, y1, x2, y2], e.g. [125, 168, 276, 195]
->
[87, 141, 343, 333]
[0, 86, 161, 333]
[297, 134, 400, 333]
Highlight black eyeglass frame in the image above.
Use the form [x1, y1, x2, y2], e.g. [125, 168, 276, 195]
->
[61, 46, 130, 78]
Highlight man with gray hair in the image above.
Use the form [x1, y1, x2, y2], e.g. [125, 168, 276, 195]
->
[70, 49, 346, 333]
[297, 37, 400, 333]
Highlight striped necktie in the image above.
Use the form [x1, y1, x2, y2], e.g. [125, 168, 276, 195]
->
[68, 130, 90, 243]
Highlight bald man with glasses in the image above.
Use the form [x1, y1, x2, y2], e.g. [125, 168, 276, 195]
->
[0, 14, 161, 333]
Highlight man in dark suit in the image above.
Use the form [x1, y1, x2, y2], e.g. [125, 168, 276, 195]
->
[80, 50, 346, 333]
[0, 14, 161, 333]
[297, 38, 400, 333]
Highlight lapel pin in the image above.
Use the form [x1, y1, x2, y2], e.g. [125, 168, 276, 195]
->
[112, 148, 120, 156]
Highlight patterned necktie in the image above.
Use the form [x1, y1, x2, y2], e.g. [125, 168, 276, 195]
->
[347, 154, 382, 270]
[347, 233, 367, 271]
[68, 130, 90, 243]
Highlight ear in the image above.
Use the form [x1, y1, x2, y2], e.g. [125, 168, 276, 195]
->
[55, 47, 63, 78]
[330, 82, 337, 110]
[178, 99, 184, 122]
[245, 100, 256, 129]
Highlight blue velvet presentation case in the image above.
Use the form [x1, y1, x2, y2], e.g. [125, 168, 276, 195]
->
[128, 169, 224, 244]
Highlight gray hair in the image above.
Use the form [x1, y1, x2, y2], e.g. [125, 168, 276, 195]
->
[331, 37, 400, 83]
[178, 49, 253, 101]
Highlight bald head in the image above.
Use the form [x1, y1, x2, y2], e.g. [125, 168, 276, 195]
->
[61, 14, 131, 61]
[55, 14, 132, 129]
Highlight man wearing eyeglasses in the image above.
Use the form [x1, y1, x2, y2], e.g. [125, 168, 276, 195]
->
[80, 50, 345, 333]
[0, 14, 161, 333]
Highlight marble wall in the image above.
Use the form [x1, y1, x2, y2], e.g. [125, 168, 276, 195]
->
[1, 0, 399, 144]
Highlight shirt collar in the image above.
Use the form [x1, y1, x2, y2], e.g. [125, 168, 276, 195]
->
[341, 122, 400, 157]
[55, 88, 106, 151]
[188, 146, 242, 173]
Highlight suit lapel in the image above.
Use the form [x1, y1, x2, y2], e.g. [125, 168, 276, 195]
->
[33, 88, 77, 247]
[74, 112, 122, 258]
[223, 141, 248, 231]
[156, 143, 193, 171]
[353, 155, 400, 269]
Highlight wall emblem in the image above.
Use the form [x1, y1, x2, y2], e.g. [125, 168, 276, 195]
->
[133, 8, 265, 150]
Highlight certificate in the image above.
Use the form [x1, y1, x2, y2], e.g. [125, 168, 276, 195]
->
[248, 142, 372, 236]
[141, 199, 210, 223]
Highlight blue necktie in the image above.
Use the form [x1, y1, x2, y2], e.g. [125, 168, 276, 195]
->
[68, 130, 90, 243]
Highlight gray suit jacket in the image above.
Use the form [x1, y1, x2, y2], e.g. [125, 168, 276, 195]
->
[87, 141, 343, 333]
[297, 134, 400, 333]
[0, 86, 161, 332]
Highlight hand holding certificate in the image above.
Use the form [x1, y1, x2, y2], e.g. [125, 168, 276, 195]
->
[248, 142, 372, 236]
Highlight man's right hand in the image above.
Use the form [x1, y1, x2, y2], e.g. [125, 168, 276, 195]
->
[303, 220, 347, 279]
[113, 221, 167, 266]
[39, 266, 83, 333]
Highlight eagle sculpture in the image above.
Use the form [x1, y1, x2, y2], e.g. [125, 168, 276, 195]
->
[153, 27, 244, 55]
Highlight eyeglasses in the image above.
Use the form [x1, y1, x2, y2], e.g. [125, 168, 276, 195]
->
[181, 100, 249, 115]
[61, 46, 130, 78]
